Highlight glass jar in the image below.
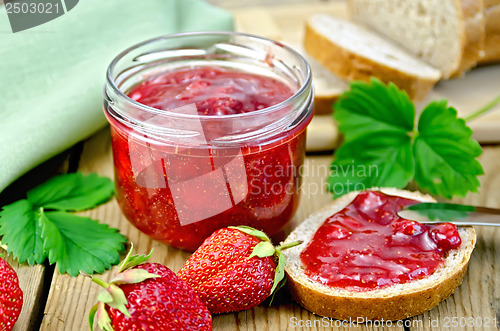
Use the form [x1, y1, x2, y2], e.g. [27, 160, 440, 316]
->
[104, 32, 313, 251]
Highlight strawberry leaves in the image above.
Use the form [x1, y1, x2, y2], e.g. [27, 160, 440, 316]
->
[330, 78, 483, 198]
[334, 79, 415, 141]
[229, 225, 271, 242]
[413, 101, 483, 198]
[89, 246, 160, 331]
[27, 173, 114, 211]
[270, 250, 286, 294]
[39, 210, 125, 276]
[0, 173, 126, 276]
[231, 226, 302, 296]
[329, 131, 414, 194]
[0, 200, 45, 265]
[249, 241, 275, 258]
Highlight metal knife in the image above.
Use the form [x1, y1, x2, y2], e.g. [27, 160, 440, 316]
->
[397, 202, 500, 227]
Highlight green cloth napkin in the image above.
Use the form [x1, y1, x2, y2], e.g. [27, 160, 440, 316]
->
[0, 0, 233, 192]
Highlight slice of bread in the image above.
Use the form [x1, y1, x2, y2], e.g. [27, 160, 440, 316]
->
[282, 188, 476, 321]
[290, 44, 348, 115]
[348, 0, 485, 79]
[304, 14, 441, 101]
[479, 0, 500, 63]
[307, 54, 347, 115]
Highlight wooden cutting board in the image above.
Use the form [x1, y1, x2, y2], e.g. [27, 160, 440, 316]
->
[233, 2, 500, 151]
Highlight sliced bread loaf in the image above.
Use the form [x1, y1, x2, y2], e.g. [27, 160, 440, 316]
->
[282, 188, 476, 321]
[480, 0, 500, 63]
[290, 44, 348, 115]
[307, 54, 348, 115]
[348, 0, 485, 78]
[304, 14, 441, 101]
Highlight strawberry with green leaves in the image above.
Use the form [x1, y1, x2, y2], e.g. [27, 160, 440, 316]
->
[89, 247, 211, 331]
[178, 226, 301, 314]
[0, 256, 23, 331]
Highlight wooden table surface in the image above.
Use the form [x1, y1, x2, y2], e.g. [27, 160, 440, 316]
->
[3, 126, 499, 331]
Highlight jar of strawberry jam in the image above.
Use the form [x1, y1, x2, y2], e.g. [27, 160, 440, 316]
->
[104, 32, 313, 251]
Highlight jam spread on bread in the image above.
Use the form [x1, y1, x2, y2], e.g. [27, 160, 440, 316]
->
[300, 191, 461, 290]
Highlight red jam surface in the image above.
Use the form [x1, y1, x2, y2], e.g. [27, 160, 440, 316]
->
[300, 191, 461, 291]
[108, 66, 309, 251]
[128, 66, 294, 115]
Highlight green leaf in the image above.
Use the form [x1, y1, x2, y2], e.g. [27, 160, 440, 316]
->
[110, 269, 160, 284]
[414, 101, 483, 198]
[88, 303, 98, 331]
[106, 284, 131, 317]
[328, 131, 414, 197]
[0, 200, 46, 265]
[270, 250, 286, 295]
[96, 302, 114, 331]
[267, 277, 287, 306]
[330, 79, 484, 199]
[27, 173, 114, 211]
[334, 78, 415, 142]
[248, 241, 275, 259]
[228, 226, 271, 242]
[39, 210, 126, 276]
[97, 290, 113, 303]
[118, 245, 153, 272]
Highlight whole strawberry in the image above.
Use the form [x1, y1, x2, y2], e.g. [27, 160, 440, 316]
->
[0, 257, 23, 331]
[89, 247, 211, 331]
[177, 226, 301, 314]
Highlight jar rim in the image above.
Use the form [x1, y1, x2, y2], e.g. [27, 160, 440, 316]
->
[105, 31, 312, 120]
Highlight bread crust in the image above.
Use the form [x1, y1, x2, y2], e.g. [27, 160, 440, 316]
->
[283, 188, 477, 321]
[479, 1, 500, 64]
[287, 251, 471, 320]
[314, 94, 340, 115]
[347, 0, 485, 78]
[304, 22, 438, 101]
[451, 0, 485, 77]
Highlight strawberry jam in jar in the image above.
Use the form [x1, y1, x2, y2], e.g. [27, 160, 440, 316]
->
[104, 32, 313, 251]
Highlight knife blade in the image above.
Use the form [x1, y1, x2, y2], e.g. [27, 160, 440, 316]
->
[397, 202, 500, 227]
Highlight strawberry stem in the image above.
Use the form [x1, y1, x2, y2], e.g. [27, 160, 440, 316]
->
[92, 277, 110, 289]
[464, 93, 500, 122]
[118, 244, 154, 272]
[276, 240, 303, 252]
[269, 240, 303, 296]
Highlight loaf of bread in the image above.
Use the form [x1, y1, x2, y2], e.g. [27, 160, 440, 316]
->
[304, 14, 441, 101]
[480, 0, 500, 63]
[290, 44, 348, 115]
[307, 53, 347, 115]
[348, 0, 485, 78]
[282, 188, 476, 321]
